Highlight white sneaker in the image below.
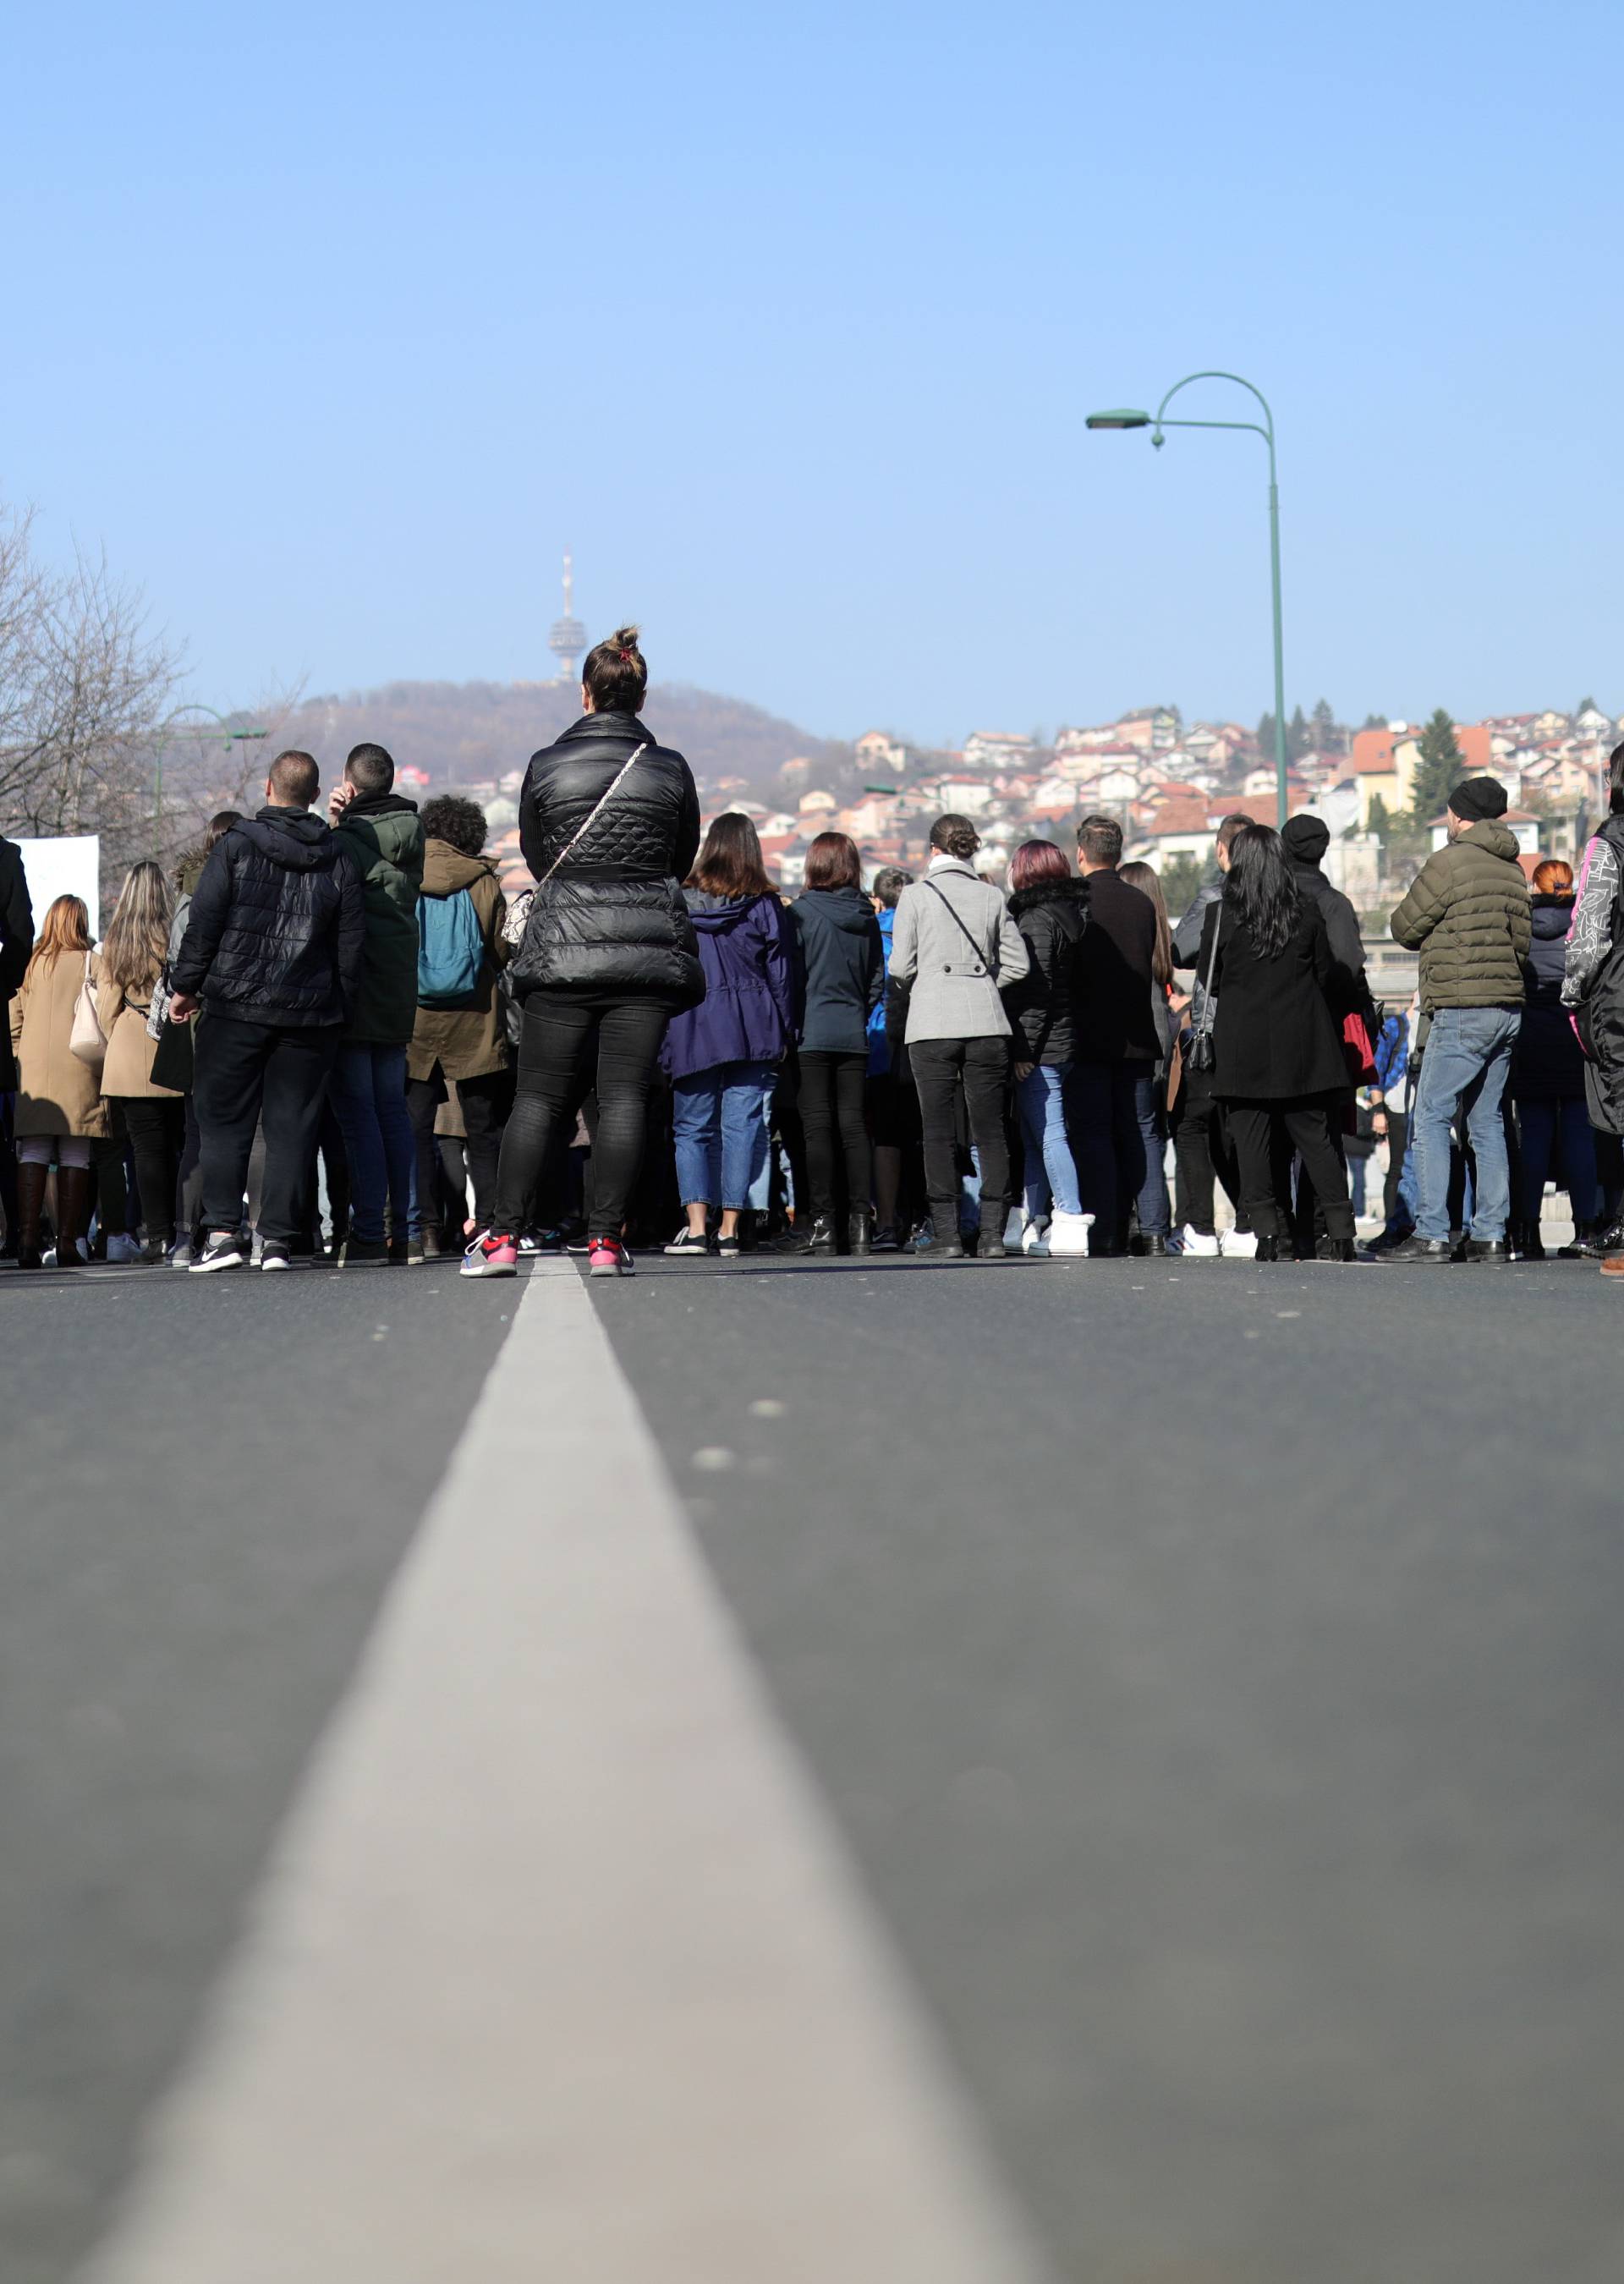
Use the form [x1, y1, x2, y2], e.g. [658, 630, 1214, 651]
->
[1221, 1227, 1259, 1259]
[105, 1232, 142, 1264]
[1022, 1215, 1052, 1258]
[1179, 1223, 1221, 1257]
[1002, 1206, 1027, 1255]
[1049, 1210, 1094, 1257]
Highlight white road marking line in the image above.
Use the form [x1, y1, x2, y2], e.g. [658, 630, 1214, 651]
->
[80, 1260, 1053, 2284]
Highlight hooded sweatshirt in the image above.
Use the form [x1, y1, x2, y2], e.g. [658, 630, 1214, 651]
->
[790, 885, 885, 1054]
[173, 805, 366, 1027]
[661, 888, 798, 1080]
[332, 790, 425, 1045]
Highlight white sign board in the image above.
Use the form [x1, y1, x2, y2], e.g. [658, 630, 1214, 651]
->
[15, 837, 102, 940]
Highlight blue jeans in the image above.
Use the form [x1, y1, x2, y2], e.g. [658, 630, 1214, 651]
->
[1018, 1062, 1083, 1218]
[672, 1062, 776, 1210]
[1517, 1095, 1599, 1227]
[1411, 1007, 1520, 1242]
[330, 1043, 416, 1242]
[1068, 1061, 1171, 1238]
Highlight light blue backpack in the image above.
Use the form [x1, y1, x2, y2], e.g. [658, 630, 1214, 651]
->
[417, 888, 484, 1008]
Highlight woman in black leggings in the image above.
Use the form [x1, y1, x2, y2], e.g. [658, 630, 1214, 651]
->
[787, 832, 884, 1254]
[464, 625, 702, 1281]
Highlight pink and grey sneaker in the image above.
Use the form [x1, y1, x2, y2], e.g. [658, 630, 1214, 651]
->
[587, 1237, 634, 1278]
[460, 1229, 518, 1279]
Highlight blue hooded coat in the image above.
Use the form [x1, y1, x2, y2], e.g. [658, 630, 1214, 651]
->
[661, 890, 798, 1081]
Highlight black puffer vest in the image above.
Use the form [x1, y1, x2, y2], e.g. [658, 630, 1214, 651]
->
[511, 711, 704, 1007]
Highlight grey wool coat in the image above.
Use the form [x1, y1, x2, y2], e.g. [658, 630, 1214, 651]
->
[889, 858, 1030, 1042]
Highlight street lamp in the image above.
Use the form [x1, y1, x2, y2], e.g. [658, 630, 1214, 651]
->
[153, 704, 270, 853]
[1087, 371, 1288, 827]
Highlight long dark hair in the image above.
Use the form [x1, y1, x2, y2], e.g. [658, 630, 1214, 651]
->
[693, 811, 772, 897]
[1120, 859, 1174, 989]
[1222, 824, 1299, 959]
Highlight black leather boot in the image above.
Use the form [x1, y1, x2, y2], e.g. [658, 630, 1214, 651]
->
[848, 1210, 873, 1257]
[805, 1215, 839, 1255]
[14, 1161, 47, 1270]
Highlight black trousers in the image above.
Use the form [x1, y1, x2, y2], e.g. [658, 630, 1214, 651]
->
[407, 1068, 514, 1233]
[910, 1035, 1012, 1218]
[1171, 1068, 1245, 1234]
[1224, 1095, 1354, 1242]
[494, 995, 668, 1239]
[798, 1049, 871, 1220]
[109, 1096, 185, 1244]
[195, 1014, 341, 1244]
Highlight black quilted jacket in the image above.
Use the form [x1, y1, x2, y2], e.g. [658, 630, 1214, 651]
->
[173, 807, 366, 1027]
[512, 711, 704, 1007]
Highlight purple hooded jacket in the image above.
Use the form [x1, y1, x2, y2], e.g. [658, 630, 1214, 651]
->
[661, 890, 799, 1081]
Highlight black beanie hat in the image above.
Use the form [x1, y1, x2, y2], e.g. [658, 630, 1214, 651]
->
[1447, 776, 1509, 822]
[1281, 813, 1330, 863]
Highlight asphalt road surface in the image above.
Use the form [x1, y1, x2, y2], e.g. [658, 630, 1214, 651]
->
[4, 1247, 1622, 2283]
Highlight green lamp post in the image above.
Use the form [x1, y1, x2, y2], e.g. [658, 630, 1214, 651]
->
[153, 705, 270, 853]
[1086, 371, 1288, 827]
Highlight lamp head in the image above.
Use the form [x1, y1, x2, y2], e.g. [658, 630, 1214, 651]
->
[1084, 409, 1152, 431]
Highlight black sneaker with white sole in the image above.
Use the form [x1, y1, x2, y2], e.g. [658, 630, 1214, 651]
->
[261, 1241, 294, 1271]
[664, 1227, 715, 1257]
[189, 1232, 249, 1274]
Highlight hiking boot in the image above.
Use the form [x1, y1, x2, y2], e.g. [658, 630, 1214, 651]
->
[1384, 1236, 1455, 1265]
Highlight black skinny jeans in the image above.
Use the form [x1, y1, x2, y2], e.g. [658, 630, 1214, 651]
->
[1224, 1095, 1354, 1242]
[909, 1035, 1012, 1217]
[493, 995, 668, 1239]
[798, 1049, 871, 1220]
[407, 1068, 514, 1233]
[109, 1096, 185, 1244]
[1171, 1068, 1246, 1235]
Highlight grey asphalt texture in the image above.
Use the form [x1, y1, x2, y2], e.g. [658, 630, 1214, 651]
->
[3, 1246, 1623, 2283]
[0, 1260, 516, 2284]
[600, 1249, 1624, 2284]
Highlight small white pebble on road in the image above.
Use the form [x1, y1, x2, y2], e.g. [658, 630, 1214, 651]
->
[1244, 1329, 1260, 1339]
[749, 1398, 787, 1419]
[691, 1447, 736, 1472]
[1276, 1309, 1302, 1319]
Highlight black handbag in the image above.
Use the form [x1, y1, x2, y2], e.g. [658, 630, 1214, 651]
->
[1185, 903, 1222, 1075]
[150, 1014, 195, 1094]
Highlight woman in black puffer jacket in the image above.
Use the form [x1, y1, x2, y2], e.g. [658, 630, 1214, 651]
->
[1511, 859, 1599, 1257]
[468, 626, 702, 1280]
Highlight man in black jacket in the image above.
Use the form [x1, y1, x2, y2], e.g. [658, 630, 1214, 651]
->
[171, 749, 365, 1271]
[1, 832, 36, 1258]
[1070, 815, 1170, 1255]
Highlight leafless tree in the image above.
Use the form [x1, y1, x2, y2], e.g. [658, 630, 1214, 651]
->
[0, 495, 298, 892]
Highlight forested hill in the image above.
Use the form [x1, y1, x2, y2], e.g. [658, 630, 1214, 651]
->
[278, 678, 852, 797]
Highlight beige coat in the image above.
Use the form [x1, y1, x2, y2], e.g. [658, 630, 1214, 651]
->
[96, 968, 181, 1101]
[9, 950, 111, 1138]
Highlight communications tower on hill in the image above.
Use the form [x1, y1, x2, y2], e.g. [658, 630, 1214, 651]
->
[547, 550, 588, 684]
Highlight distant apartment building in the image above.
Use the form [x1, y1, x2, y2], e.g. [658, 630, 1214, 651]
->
[855, 729, 908, 777]
[961, 730, 1034, 773]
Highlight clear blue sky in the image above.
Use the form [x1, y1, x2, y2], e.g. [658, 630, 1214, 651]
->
[7, 1, 1619, 749]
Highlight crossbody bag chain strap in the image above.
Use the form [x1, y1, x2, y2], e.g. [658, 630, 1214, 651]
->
[537, 743, 648, 887]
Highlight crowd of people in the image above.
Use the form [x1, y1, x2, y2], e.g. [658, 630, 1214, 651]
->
[6, 625, 1624, 1285]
